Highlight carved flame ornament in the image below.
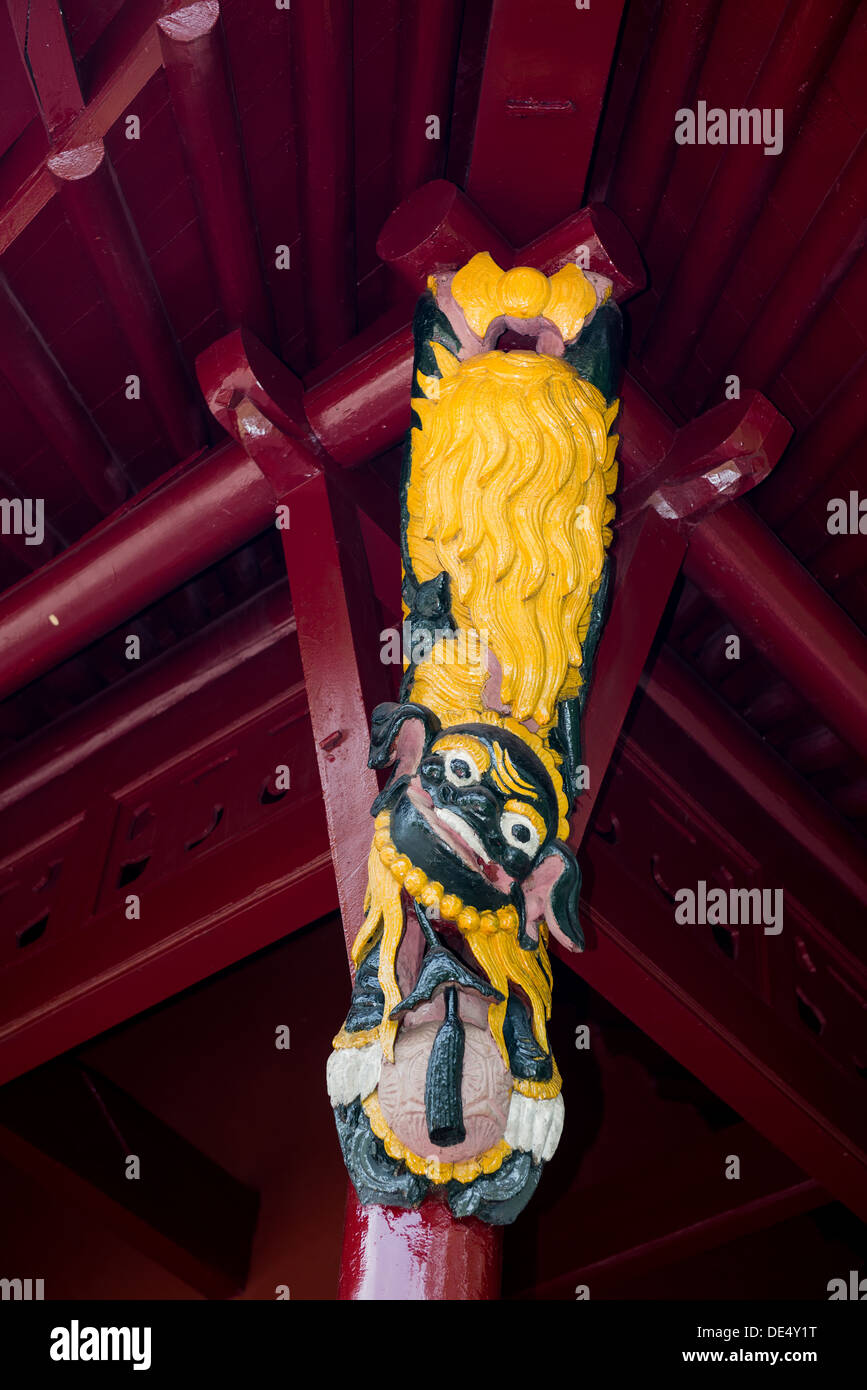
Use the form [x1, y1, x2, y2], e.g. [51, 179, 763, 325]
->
[327, 252, 622, 1223]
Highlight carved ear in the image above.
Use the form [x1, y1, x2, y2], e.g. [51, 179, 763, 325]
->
[520, 841, 584, 953]
[368, 702, 441, 816]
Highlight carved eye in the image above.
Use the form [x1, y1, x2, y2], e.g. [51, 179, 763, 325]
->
[500, 810, 541, 858]
[443, 750, 482, 787]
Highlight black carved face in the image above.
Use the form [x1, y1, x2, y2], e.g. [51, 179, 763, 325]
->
[387, 722, 560, 909]
[368, 702, 584, 949]
[418, 725, 557, 869]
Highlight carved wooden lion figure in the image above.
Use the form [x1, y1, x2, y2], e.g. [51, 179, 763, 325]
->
[328, 251, 621, 1223]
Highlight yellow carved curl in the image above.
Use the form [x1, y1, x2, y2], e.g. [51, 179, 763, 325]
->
[450, 252, 600, 341]
[408, 348, 618, 731]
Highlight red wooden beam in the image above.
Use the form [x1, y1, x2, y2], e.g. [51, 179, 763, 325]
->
[644, 647, 867, 908]
[642, 0, 856, 389]
[0, 583, 294, 816]
[158, 1, 274, 347]
[275, 472, 388, 960]
[0, 441, 264, 700]
[571, 390, 791, 847]
[565, 811, 867, 1221]
[0, 487, 58, 574]
[0, 1060, 258, 1298]
[0, 272, 125, 514]
[0, 663, 335, 1088]
[47, 140, 204, 460]
[0, 0, 168, 257]
[604, 0, 720, 244]
[464, 0, 625, 244]
[390, 0, 464, 204]
[713, 137, 867, 404]
[291, 0, 356, 362]
[685, 501, 867, 764]
[5, 0, 84, 138]
[513, 1124, 824, 1300]
[0, 338, 800, 720]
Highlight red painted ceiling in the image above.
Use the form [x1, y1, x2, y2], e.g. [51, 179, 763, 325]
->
[0, 1, 864, 1236]
[0, 0, 863, 833]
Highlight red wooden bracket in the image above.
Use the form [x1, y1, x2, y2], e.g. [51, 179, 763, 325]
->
[377, 178, 646, 301]
[619, 390, 794, 527]
[196, 328, 312, 446]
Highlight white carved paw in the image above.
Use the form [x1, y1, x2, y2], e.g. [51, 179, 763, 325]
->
[504, 1091, 565, 1163]
[326, 1042, 382, 1107]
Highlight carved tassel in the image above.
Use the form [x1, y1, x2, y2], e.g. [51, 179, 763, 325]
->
[424, 986, 466, 1147]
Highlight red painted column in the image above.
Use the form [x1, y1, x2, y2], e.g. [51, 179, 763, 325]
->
[339, 1189, 502, 1301]
[280, 469, 501, 1295]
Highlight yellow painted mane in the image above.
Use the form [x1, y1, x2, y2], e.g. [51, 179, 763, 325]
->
[407, 348, 618, 732]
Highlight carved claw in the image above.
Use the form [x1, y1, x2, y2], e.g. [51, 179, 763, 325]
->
[504, 1091, 565, 1163]
[326, 1043, 382, 1107]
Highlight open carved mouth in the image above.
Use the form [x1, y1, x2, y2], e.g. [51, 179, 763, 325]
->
[406, 786, 490, 878]
[433, 807, 490, 865]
